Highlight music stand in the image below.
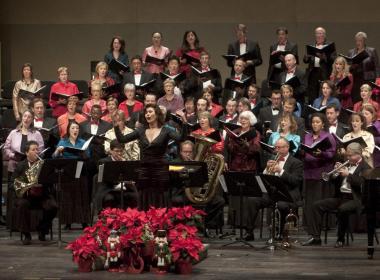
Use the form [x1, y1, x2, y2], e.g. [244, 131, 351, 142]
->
[38, 158, 83, 248]
[97, 161, 140, 209]
[222, 171, 263, 248]
[258, 174, 293, 251]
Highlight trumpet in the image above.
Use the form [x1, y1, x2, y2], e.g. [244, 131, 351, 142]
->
[267, 153, 280, 175]
[321, 160, 350, 181]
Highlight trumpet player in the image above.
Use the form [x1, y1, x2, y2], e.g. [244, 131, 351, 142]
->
[11, 141, 57, 245]
[245, 137, 303, 241]
[303, 142, 371, 247]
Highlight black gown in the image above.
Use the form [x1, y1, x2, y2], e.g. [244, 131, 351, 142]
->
[114, 126, 182, 210]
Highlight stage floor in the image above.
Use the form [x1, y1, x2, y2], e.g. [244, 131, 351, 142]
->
[0, 223, 379, 280]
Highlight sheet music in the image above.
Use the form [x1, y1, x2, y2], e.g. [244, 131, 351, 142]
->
[218, 175, 228, 193]
[255, 176, 267, 193]
[75, 161, 84, 179]
[82, 136, 94, 150]
[98, 164, 105, 183]
[203, 80, 212, 89]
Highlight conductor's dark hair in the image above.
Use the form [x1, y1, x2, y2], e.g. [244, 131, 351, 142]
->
[182, 30, 200, 52]
[142, 104, 165, 128]
[109, 36, 125, 54]
[24, 140, 39, 154]
[110, 139, 124, 150]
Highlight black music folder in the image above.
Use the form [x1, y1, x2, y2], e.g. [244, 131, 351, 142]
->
[51, 92, 83, 101]
[339, 51, 369, 65]
[191, 66, 219, 81]
[224, 127, 256, 142]
[260, 141, 296, 154]
[19, 85, 46, 100]
[301, 137, 332, 154]
[218, 120, 241, 131]
[306, 104, 327, 113]
[160, 72, 186, 84]
[269, 76, 301, 90]
[101, 83, 120, 99]
[182, 52, 200, 65]
[108, 59, 129, 73]
[145, 55, 166, 66]
[189, 130, 221, 143]
[64, 136, 94, 154]
[222, 52, 251, 64]
[269, 50, 292, 65]
[224, 76, 252, 90]
[306, 42, 336, 57]
[335, 76, 351, 88]
[332, 133, 368, 149]
[366, 124, 380, 137]
[135, 79, 156, 91]
[369, 82, 380, 91]
[169, 113, 200, 131]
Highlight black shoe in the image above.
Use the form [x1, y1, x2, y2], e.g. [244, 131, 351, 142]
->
[302, 237, 322, 246]
[64, 224, 71, 230]
[82, 223, 89, 229]
[334, 241, 344, 248]
[22, 232, 32, 245]
[38, 232, 46, 241]
[243, 233, 255, 242]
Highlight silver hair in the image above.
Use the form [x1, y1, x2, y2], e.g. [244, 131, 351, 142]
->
[123, 83, 135, 92]
[239, 110, 257, 126]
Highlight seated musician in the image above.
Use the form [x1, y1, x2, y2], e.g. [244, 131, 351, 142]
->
[170, 140, 225, 233]
[11, 140, 57, 245]
[303, 142, 371, 247]
[93, 140, 138, 213]
[245, 137, 303, 241]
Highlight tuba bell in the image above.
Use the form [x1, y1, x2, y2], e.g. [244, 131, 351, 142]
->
[14, 159, 45, 198]
[184, 133, 225, 204]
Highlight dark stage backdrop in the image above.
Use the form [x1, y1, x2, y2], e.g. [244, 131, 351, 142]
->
[1, 0, 379, 84]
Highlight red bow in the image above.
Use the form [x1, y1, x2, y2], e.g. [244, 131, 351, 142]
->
[251, 100, 256, 106]
[234, 76, 241, 80]
[287, 69, 295, 74]
[134, 71, 142, 75]
[330, 123, 337, 127]
[226, 114, 233, 119]
[91, 120, 99, 125]
[35, 118, 43, 122]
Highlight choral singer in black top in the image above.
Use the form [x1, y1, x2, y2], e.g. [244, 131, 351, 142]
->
[114, 104, 185, 210]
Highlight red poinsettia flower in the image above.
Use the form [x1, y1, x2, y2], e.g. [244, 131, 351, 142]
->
[170, 236, 204, 262]
[119, 208, 147, 228]
[120, 225, 144, 248]
[168, 223, 198, 241]
[66, 233, 104, 263]
[146, 207, 171, 232]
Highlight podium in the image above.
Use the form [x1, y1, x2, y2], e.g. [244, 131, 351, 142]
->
[39, 158, 83, 248]
[222, 171, 262, 248]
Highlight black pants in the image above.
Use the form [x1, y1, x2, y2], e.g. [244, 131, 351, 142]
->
[308, 196, 361, 242]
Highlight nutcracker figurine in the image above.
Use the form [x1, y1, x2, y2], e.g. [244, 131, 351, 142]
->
[104, 230, 122, 272]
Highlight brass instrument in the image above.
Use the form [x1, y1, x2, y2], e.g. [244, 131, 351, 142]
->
[267, 153, 280, 175]
[321, 160, 350, 182]
[14, 158, 45, 198]
[184, 133, 225, 204]
[282, 209, 299, 248]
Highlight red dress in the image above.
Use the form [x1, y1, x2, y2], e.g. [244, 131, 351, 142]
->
[330, 74, 353, 109]
[353, 99, 380, 120]
[175, 48, 205, 76]
[49, 81, 79, 118]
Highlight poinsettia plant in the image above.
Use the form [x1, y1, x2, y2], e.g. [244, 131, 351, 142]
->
[66, 233, 104, 263]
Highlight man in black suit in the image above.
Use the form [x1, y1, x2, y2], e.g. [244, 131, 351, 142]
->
[303, 27, 337, 104]
[247, 84, 267, 117]
[258, 89, 283, 136]
[267, 27, 298, 83]
[244, 137, 303, 241]
[122, 55, 155, 99]
[278, 54, 308, 104]
[303, 143, 371, 247]
[31, 98, 59, 158]
[223, 58, 251, 105]
[325, 104, 349, 138]
[227, 23, 262, 83]
[11, 140, 57, 245]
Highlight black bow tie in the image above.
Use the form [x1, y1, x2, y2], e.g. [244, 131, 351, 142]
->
[272, 108, 280, 111]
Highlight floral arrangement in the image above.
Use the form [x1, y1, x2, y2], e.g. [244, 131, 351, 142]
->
[66, 206, 205, 273]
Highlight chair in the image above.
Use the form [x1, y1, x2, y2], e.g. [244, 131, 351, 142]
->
[323, 210, 353, 245]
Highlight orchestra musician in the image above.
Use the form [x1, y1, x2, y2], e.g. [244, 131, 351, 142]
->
[227, 23, 262, 83]
[104, 36, 129, 84]
[142, 31, 171, 75]
[246, 137, 303, 240]
[302, 113, 337, 231]
[303, 142, 371, 247]
[49, 66, 80, 118]
[12, 63, 42, 122]
[10, 140, 57, 245]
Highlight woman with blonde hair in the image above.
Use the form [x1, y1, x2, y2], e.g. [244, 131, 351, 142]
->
[353, 83, 380, 119]
[90, 61, 119, 100]
[330, 56, 353, 109]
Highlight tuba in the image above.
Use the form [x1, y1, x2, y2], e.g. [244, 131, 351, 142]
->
[184, 133, 225, 204]
[14, 159, 45, 198]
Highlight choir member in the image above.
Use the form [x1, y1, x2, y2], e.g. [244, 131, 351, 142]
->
[303, 143, 371, 247]
[303, 27, 336, 104]
[57, 98, 86, 138]
[348, 32, 380, 103]
[203, 88, 223, 117]
[330, 57, 354, 109]
[118, 83, 144, 123]
[82, 81, 107, 115]
[246, 137, 303, 240]
[180, 96, 197, 124]
[281, 85, 302, 118]
[142, 31, 171, 75]
[282, 98, 305, 137]
[175, 30, 205, 76]
[325, 104, 348, 138]
[53, 121, 91, 229]
[49, 66, 80, 118]
[258, 89, 283, 135]
[278, 54, 307, 104]
[12, 63, 42, 122]
[90, 61, 119, 100]
[102, 97, 119, 123]
[268, 113, 300, 155]
[248, 84, 267, 117]
[104, 110, 140, 160]
[114, 104, 184, 210]
[227, 23, 262, 82]
[104, 36, 129, 84]
[219, 98, 238, 123]
[157, 79, 184, 113]
[267, 27, 298, 83]
[353, 84, 380, 120]
[10, 140, 57, 245]
[312, 80, 341, 110]
[361, 104, 380, 167]
[223, 58, 251, 102]
[342, 112, 375, 167]
[302, 113, 336, 230]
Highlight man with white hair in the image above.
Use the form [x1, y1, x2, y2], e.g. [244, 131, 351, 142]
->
[347, 31, 380, 103]
[303, 142, 371, 247]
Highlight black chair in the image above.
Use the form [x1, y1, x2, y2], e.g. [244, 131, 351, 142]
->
[323, 210, 353, 245]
